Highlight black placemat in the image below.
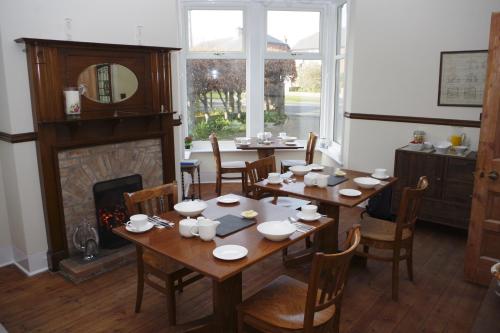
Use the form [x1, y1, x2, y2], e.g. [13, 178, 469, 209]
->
[216, 214, 256, 237]
[328, 175, 348, 187]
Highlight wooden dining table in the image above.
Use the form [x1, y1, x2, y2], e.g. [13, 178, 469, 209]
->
[235, 137, 304, 158]
[113, 195, 335, 333]
[254, 168, 398, 253]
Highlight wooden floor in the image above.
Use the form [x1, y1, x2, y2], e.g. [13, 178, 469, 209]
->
[0, 183, 488, 333]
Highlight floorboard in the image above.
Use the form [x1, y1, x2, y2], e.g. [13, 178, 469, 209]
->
[0, 183, 488, 333]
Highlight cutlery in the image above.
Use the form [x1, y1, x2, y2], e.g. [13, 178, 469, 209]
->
[148, 216, 174, 228]
[288, 217, 315, 233]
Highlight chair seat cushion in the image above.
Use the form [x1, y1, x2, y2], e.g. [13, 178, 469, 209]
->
[238, 275, 336, 330]
[143, 248, 183, 274]
[221, 160, 246, 169]
[360, 215, 412, 241]
[281, 160, 307, 167]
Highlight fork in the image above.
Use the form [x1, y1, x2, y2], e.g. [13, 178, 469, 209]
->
[148, 216, 174, 228]
[288, 217, 315, 233]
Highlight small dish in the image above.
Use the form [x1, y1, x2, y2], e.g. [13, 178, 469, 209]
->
[267, 178, 282, 185]
[297, 212, 322, 222]
[309, 164, 324, 171]
[335, 169, 347, 176]
[353, 177, 381, 189]
[217, 195, 240, 204]
[125, 221, 155, 233]
[285, 141, 297, 146]
[289, 165, 311, 176]
[339, 189, 362, 197]
[213, 245, 248, 261]
[454, 145, 468, 155]
[262, 140, 272, 145]
[241, 210, 258, 219]
[371, 173, 390, 180]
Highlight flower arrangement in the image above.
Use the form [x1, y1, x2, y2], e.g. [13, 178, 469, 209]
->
[184, 135, 193, 150]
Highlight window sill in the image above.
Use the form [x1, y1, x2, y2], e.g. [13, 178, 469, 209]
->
[318, 142, 343, 165]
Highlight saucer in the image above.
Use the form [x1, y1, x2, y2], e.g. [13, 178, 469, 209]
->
[217, 194, 240, 204]
[125, 221, 155, 233]
[213, 245, 248, 261]
[297, 212, 322, 221]
[339, 189, 362, 197]
[285, 141, 297, 145]
[371, 173, 389, 180]
[262, 140, 272, 145]
[309, 164, 324, 171]
[267, 178, 282, 185]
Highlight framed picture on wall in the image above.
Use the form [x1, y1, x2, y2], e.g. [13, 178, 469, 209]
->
[438, 50, 488, 107]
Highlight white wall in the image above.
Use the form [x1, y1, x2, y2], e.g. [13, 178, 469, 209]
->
[343, 0, 498, 173]
[0, 0, 181, 274]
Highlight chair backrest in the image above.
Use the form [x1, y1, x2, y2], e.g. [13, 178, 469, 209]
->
[123, 182, 178, 216]
[303, 225, 361, 332]
[305, 132, 318, 164]
[245, 156, 276, 198]
[209, 133, 222, 171]
[394, 176, 429, 239]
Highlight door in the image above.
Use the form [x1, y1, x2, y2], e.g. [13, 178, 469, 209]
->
[465, 13, 500, 285]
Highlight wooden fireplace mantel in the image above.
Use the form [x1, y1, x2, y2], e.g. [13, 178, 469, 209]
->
[17, 38, 181, 270]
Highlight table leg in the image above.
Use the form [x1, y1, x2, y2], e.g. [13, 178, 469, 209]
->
[189, 169, 195, 200]
[257, 149, 275, 159]
[213, 273, 242, 333]
[181, 169, 186, 200]
[318, 203, 340, 253]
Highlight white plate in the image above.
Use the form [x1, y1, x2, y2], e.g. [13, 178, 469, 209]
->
[174, 200, 208, 217]
[267, 178, 282, 185]
[217, 195, 240, 204]
[309, 164, 324, 171]
[125, 221, 155, 233]
[297, 212, 322, 221]
[213, 245, 248, 261]
[371, 173, 390, 180]
[339, 189, 362, 197]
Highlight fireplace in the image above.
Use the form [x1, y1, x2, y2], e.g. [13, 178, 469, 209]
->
[93, 174, 143, 249]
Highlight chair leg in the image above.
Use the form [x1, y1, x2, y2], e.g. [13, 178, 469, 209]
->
[241, 172, 247, 195]
[237, 310, 245, 333]
[361, 245, 369, 267]
[281, 248, 288, 262]
[135, 247, 144, 313]
[391, 252, 400, 302]
[178, 277, 183, 292]
[216, 174, 222, 196]
[406, 248, 414, 282]
[166, 276, 177, 326]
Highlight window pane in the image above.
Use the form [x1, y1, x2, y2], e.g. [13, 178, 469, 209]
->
[264, 60, 321, 139]
[334, 58, 345, 143]
[188, 10, 244, 52]
[337, 4, 347, 55]
[267, 11, 320, 53]
[186, 59, 247, 140]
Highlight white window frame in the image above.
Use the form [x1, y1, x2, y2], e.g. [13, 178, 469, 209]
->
[179, 0, 347, 151]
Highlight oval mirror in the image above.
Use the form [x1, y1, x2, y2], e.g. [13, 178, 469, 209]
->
[77, 63, 138, 104]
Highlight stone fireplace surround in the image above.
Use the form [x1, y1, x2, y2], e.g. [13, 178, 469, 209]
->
[58, 139, 163, 256]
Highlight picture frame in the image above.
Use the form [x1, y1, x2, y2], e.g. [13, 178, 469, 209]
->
[437, 50, 488, 107]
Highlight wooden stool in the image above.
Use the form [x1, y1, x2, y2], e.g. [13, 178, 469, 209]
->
[180, 160, 201, 200]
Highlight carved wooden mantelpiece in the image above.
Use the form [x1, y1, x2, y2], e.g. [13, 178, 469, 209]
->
[16, 38, 181, 270]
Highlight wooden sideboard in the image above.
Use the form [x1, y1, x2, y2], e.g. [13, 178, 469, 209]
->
[392, 146, 477, 229]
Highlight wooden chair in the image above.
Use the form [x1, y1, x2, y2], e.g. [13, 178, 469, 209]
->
[355, 176, 429, 301]
[209, 133, 247, 196]
[237, 225, 361, 333]
[123, 183, 203, 326]
[281, 132, 318, 173]
[245, 156, 278, 199]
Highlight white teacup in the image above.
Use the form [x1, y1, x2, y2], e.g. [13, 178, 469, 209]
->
[304, 172, 317, 187]
[190, 217, 220, 241]
[373, 168, 388, 179]
[315, 174, 329, 188]
[179, 218, 197, 238]
[278, 132, 287, 138]
[127, 214, 148, 230]
[301, 205, 318, 218]
[268, 172, 280, 183]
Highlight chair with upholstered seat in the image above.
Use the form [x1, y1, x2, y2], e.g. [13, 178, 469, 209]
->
[237, 225, 361, 333]
[280, 132, 318, 173]
[355, 176, 429, 301]
[209, 133, 248, 196]
[123, 183, 203, 326]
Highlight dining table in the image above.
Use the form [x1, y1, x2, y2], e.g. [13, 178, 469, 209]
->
[253, 168, 398, 254]
[235, 137, 304, 159]
[113, 195, 335, 333]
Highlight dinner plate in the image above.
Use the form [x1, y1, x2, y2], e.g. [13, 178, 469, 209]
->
[339, 189, 362, 197]
[217, 194, 240, 204]
[371, 173, 390, 180]
[125, 221, 155, 233]
[213, 245, 248, 261]
[297, 212, 322, 221]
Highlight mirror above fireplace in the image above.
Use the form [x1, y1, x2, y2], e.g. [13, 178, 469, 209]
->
[78, 63, 139, 104]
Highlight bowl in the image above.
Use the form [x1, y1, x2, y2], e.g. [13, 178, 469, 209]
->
[289, 165, 311, 176]
[423, 141, 433, 149]
[407, 142, 423, 151]
[174, 200, 208, 217]
[435, 142, 451, 154]
[353, 177, 381, 189]
[257, 221, 296, 241]
[282, 136, 297, 142]
[454, 145, 468, 155]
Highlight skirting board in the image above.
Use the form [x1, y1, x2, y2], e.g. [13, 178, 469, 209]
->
[8, 246, 48, 276]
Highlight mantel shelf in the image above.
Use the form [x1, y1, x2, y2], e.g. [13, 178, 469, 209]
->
[38, 110, 177, 125]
